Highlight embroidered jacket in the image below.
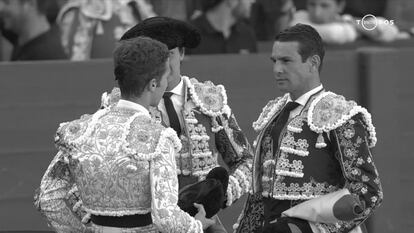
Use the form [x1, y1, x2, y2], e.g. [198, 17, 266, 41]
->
[235, 91, 383, 233]
[34, 105, 203, 233]
[58, 0, 156, 60]
[102, 76, 253, 206]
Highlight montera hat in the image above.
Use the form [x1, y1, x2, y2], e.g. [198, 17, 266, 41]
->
[120, 16, 201, 50]
[178, 167, 229, 218]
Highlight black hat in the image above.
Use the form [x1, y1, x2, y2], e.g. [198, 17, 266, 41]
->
[120, 16, 201, 50]
[178, 167, 229, 218]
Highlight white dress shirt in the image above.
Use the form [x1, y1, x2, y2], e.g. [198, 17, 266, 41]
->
[287, 85, 324, 119]
[158, 77, 185, 129]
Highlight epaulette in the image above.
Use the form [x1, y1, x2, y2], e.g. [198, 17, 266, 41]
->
[55, 108, 182, 161]
[184, 76, 231, 118]
[252, 94, 290, 132]
[55, 108, 109, 150]
[308, 92, 377, 147]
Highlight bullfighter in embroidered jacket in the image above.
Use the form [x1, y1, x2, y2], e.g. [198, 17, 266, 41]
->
[234, 24, 382, 233]
[35, 37, 215, 232]
[102, 17, 253, 232]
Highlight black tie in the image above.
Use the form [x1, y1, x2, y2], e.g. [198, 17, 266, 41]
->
[163, 92, 181, 136]
[271, 101, 300, 150]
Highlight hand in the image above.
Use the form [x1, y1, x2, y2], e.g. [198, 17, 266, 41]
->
[194, 203, 215, 230]
[263, 217, 312, 233]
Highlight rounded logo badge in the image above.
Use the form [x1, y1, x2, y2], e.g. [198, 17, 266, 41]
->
[357, 14, 395, 31]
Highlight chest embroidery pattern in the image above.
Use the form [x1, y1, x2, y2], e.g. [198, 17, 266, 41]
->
[176, 106, 217, 179]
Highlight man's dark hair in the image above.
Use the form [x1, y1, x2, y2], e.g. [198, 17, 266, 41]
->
[113, 37, 169, 99]
[275, 23, 325, 72]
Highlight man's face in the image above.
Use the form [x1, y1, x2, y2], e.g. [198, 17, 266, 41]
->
[271, 41, 312, 97]
[232, 0, 255, 19]
[151, 60, 170, 106]
[0, 0, 25, 33]
[307, 0, 343, 24]
[167, 47, 184, 89]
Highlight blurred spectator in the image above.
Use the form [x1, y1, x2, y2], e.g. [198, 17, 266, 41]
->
[187, 0, 203, 20]
[290, 0, 405, 44]
[150, 0, 187, 21]
[251, 0, 295, 41]
[58, 0, 156, 60]
[188, 0, 257, 54]
[0, 0, 67, 61]
[344, 0, 387, 18]
[292, 0, 306, 10]
[386, 0, 414, 31]
[293, 0, 388, 17]
[149, 0, 203, 21]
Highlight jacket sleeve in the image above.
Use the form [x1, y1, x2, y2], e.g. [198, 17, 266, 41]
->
[215, 112, 254, 206]
[314, 115, 383, 233]
[34, 151, 88, 233]
[151, 134, 203, 233]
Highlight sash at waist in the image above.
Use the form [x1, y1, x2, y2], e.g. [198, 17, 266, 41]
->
[90, 213, 152, 228]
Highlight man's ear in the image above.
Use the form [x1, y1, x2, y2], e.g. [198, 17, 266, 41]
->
[148, 78, 158, 92]
[179, 48, 185, 61]
[309, 55, 321, 72]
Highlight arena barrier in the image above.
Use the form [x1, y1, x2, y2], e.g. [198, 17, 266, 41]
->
[359, 47, 414, 233]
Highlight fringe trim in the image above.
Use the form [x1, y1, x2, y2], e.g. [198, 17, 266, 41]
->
[253, 94, 289, 132]
[234, 169, 250, 193]
[280, 146, 309, 157]
[226, 185, 234, 207]
[192, 151, 213, 159]
[287, 125, 303, 133]
[263, 160, 276, 167]
[266, 193, 320, 200]
[66, 108, 110, 146]
[190, 134, 210, 141]
[275, 169, 304, 178]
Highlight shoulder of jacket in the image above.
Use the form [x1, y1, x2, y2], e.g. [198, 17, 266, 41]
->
[252, 93, 289, 132]
[55, 108, 109, 149]
[183, 76, 231, 118]
[308, 91, 377, 147]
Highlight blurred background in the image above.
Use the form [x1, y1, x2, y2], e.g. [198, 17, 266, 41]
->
[0, 0, 414, 232]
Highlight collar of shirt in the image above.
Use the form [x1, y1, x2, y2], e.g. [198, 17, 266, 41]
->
[287, 85, 324, 106]
[168, 76, 184, 97]
[286, 85, 323, 118]
[116, 99, 150, 117]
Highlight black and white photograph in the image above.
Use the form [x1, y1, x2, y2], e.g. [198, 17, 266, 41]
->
[0, 0, 413, 232]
